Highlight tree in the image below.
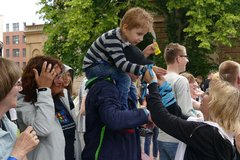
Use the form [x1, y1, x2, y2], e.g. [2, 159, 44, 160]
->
[38, 0, 240, 77]
[38, 0, 156, 75]
[155, 0, 240, 76]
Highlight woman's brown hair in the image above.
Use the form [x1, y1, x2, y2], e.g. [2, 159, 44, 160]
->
[21, 55, 63, 102]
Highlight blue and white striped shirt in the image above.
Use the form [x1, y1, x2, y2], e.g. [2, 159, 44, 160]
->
[83, 28, 144, 75]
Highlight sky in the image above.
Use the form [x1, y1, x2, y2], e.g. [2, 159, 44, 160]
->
[0, 0, 44, 26]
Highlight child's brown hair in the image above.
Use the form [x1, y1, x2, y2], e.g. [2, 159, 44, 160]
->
[120, 7, 153, 32]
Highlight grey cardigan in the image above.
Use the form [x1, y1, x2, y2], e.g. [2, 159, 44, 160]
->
[17, 88, 65, 160]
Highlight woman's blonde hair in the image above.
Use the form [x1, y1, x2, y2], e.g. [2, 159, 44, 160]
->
[0, 58, 21, 101]
[208, 73, 240, 133]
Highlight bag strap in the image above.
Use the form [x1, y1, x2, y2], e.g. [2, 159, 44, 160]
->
[85, 76, 114, 90]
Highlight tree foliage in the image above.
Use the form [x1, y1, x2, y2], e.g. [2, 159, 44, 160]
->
[38, 0, 128, 74]
[155, 0, 240, 76]
[38, 0, 157, 75]
[38, 0, 240, 77]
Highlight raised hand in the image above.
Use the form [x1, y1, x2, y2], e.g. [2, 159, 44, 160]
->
[143, 44, 155, 57]
[33, 61, 57, 88]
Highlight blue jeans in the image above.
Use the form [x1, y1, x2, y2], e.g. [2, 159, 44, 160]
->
[85, 62, 131, 110]
[128, 83, 138, 108]
[158, 141, 178, 160]
[144, 127, 159, 157]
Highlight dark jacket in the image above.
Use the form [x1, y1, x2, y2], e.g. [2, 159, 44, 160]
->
[82, 79, 149, 160]
[147, 83, 235, 160]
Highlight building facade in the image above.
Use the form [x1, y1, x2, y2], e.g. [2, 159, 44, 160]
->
[24, 24, 47, 62]
[3, 22, 27, 69]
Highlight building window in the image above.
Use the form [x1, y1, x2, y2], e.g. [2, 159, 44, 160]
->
[13, 49, 20, 57]
[22, 35, 26, 43]
[6, 24, 9, 32]
[13, 23, 19, 31]
[6, 36, 10, 45]
[6, 49, 10, 57]
[22, 48, 26, 57]
[12, 35, 19, 44]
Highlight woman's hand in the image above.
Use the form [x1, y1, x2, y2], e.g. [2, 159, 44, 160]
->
[143, 69, 157, 84]
[33, 61, 57, 88]
[11, 126, 39, 160]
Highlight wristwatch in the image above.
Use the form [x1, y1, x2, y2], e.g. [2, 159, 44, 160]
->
[37, 88, 48, 92]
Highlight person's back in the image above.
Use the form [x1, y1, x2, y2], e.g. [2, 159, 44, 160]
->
[82, 77, 149, 160]
[164, 73, 194, 115]
[158, 43, 197, 160]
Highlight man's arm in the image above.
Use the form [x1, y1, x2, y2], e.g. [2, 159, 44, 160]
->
[94, 81, 149, 130]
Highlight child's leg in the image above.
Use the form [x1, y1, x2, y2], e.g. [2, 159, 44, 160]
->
[128, 83, 138, 108]
[111, 72, 131, 110]
[85, 62, 131, 110]
[85, 63, 108, 79]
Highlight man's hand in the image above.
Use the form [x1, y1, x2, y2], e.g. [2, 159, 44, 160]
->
[152, 66, 166, 79]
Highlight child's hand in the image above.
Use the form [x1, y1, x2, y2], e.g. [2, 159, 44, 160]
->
[143, 44, 155, 57]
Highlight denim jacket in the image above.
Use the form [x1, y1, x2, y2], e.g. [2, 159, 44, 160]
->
[0, 115, 18, 159]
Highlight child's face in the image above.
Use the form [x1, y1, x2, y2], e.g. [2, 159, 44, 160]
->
[63, 71, 72, 87]
[123, 25, 148, 45]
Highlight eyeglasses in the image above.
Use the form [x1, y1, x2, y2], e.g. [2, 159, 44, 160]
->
[15, 79, 22, 87]
[179, 55, 188, 58]
[15, 78, 22, 91]
[55, 72, 66, 80]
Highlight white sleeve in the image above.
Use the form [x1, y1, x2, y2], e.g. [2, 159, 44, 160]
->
[17, 88, 56, 136]
[174, 77, 197, 117]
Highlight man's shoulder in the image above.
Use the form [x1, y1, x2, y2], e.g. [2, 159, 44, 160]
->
[165, 73, 188, 84]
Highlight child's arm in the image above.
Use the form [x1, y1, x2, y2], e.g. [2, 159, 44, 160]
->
[107, 43, 146, 76]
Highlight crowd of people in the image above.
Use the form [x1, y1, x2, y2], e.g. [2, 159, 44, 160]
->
[1, 6, 240, 160]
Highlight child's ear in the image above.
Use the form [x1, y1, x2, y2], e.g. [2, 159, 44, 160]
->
[122, 24, 129, 31]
